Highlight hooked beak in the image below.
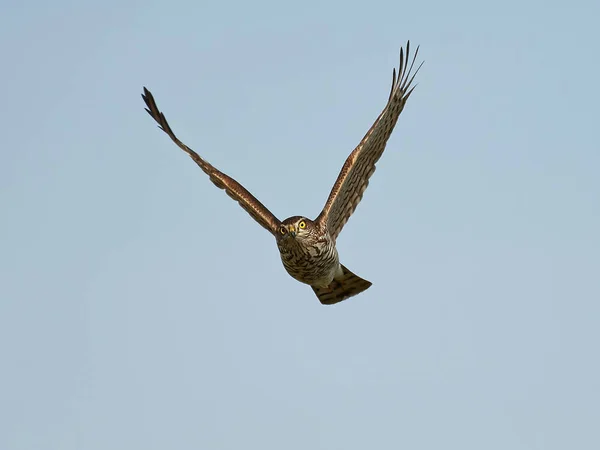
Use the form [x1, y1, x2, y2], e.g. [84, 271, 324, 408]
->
[288, 225, 296, 238]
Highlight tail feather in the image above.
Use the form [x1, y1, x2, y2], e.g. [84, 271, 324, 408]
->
[312, 264, 372, 305]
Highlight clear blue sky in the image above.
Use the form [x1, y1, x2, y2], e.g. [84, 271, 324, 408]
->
[1, 0, 599, 449]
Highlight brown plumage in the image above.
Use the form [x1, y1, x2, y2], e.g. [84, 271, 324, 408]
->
[142, 42, 422, 305]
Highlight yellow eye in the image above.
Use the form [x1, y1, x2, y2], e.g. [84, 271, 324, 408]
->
[298, 220, 306, 229]
[280, 226, 287, 235]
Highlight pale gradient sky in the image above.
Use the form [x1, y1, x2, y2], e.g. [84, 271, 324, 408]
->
[1, 1, 599, 449]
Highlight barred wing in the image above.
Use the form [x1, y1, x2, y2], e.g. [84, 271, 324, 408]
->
[142, 87, 281, 236]
[316, 42, 422, 240]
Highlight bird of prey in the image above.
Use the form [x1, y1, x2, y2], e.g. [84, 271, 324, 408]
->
[142, 42, 422, 305]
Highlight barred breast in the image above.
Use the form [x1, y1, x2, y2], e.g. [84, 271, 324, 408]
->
[278, 236, 340, 288]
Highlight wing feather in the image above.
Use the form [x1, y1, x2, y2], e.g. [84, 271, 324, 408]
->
[316, 42, 423, 240]
[142, 87, 281, 236]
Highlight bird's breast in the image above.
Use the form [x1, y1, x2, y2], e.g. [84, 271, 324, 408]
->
[277, 238, 339, 287]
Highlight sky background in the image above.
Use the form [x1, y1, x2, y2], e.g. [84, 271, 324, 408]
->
[1, 0, 599, 449]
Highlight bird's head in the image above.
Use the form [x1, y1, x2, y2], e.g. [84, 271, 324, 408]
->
[277, 216, 316, 244]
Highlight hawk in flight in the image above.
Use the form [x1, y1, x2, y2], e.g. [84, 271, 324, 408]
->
[142, 42, 422, 305]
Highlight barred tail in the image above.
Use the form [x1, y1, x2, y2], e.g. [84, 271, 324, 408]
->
[312, 264, 372, 305]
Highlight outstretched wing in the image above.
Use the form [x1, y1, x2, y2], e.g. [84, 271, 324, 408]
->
[142, 87, 281, 236]
[316, 42, 422, 240]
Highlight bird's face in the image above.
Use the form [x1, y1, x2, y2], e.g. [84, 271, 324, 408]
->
[277, 216, 315, 244]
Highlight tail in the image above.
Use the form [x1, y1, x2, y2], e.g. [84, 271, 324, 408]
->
[312, 264, 372, 305]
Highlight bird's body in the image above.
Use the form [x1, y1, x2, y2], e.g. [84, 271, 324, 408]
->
[276, 217, 339, 288]
[142, 42, 422, 305]
[280, 241, 340, 288]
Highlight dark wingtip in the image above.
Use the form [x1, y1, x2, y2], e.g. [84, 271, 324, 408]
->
[388, 67, 397, 101]
[142, 87, 157, 110]
[388, 40, 424, 99]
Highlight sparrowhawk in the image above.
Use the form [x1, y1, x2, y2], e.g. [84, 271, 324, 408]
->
[142, 42, 422, 305]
